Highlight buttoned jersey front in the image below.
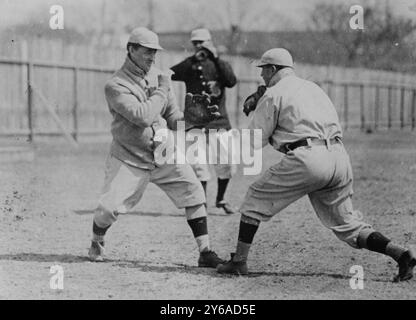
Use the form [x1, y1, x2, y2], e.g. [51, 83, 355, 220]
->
[171, 55, 236, 130]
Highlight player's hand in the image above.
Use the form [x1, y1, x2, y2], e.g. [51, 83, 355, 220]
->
[243, 96, 257, 116]
[200, 40, 218, 59]
[243, 85, 267, 116]
[157, 73, 171, 93]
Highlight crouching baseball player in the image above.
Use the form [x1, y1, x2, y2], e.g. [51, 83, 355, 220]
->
[217, 48, 416, 282]
[88, 27, 225, 268]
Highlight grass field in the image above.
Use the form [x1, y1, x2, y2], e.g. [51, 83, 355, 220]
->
[1, 130, 416, 299]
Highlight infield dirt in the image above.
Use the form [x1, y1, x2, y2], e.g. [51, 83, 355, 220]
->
[1, 131, 416, 299]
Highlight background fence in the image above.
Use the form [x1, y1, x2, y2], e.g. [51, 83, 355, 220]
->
[1, 39, 416, 140]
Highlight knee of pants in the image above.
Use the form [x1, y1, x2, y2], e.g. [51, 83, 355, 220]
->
[192, 163, 211, 181]
[331, 224, 374, 249]
[185, 203, 207, 220]
[239, 192, 275, 222]
[214, 164, 235, 179]
[93, 205, 119, 228]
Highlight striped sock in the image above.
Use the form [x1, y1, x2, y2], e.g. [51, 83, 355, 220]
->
[233, 241, 252, 262]
[92, 234, 104, 243]
[187, 216, 210, 252]
[92, 221, 110, 243]
[195, 235, 210, 253]
[385, 242, 407, 262]
[233, 215, 260, 262]
[358, 230, 407, 262]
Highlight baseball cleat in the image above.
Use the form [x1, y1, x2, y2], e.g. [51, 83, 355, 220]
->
[216, 253, 248, 275]
[216, 200, 237, 215]
[198, 250, 225, 268]
[393, 250, 416, 282]
[88, 241, 105, 262]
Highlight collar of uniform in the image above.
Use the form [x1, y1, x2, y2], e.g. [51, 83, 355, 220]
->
[122, 55, 147, 81]
[268, 69, 295, 88]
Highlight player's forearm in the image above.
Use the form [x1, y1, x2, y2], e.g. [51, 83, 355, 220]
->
[108, 89, 168, 128]
[165, 111, 185, 130]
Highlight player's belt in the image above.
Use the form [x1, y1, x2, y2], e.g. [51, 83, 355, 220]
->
[283, 137, 342, 154]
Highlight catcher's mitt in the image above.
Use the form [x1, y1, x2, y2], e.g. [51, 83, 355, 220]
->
[184, 93, 221, 127]
[243, 85, 267, 116]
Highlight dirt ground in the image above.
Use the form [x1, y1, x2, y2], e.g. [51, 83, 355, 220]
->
[1, 131, 416, 300]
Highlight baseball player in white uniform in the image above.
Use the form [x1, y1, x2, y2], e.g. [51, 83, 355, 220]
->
[88, 27, 224, 268]
[217, 48, 416, 282]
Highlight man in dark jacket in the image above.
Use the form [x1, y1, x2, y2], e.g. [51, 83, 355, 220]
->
[171, 28, 238, 214]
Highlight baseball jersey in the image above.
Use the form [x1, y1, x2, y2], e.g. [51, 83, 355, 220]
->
[249, 74, 343, 153]
[171, 55, 237, 130]
[105, 56, 183, 169]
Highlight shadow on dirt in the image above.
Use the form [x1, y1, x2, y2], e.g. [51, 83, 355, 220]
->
[116, 260, 391, 282]
[0, 253, 392, 282]
[218, 271, 391, 283]
[0, 253, 91, 263]
[0, 252, 217, 276]
[73, 209, 228, 217]
[0, 253, 160, 267]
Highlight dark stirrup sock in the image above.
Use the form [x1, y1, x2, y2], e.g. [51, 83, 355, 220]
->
[358, 231, 407, 261]
[187, 216, 208, 238]
[233, 215, 261, 262]
[238, 219, 260, 244]
[93, 221, 110, 236]
[92, 221, 111, 242]
[216, 178, 230, 203]
[201, 181, 207, 196]
[187, 216, 210, 252]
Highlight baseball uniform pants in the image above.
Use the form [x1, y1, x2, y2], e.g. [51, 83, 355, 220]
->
[93, 154, 206, 228]
[185, 128, 237, 181]
[240, 142, 374, 248]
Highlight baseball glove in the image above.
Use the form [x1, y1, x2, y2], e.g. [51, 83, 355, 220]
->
[243, 85, 267, 116]
[184, 93, 221, 127]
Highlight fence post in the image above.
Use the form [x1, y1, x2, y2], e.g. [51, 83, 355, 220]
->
[20, 40, 28, 112]
[387, 86, 392, 129]
[374, 86, 380, 131]
[72, 67, 79, 140]
[412, 89, 416, 131]
[27, 62, 34, 141]
[360, 84, 365, 131]
[400, 87, 405, 129]
[343, 84, 349, 130]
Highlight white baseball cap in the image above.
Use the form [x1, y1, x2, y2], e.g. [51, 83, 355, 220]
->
[128, 27, 163, 50]
[190, 28, 212, 42]
[256, 48, 294, 68]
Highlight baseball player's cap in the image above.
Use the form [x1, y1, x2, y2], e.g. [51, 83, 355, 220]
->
[190, 28, 212, 42]
[128, 27, 163, 50]
[256, 48, 294, 68]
